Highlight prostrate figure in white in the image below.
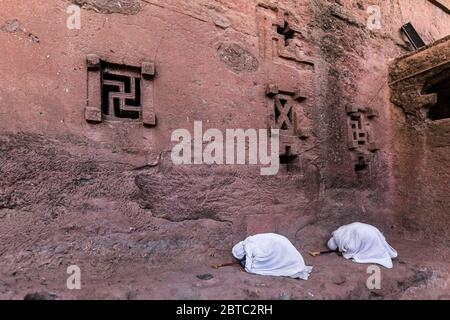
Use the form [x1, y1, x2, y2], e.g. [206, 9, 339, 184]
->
[327, 222, 398, 269]
[232, 233, 313, 280]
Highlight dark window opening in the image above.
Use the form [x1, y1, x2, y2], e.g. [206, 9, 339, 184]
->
[100, 63, 142, 120]
[287, 106, 293, 122]
[350, 115, 362, 129]
[274, 102, 281, 119]
[280, 146, 297, 164]
[355, 156, 368, 172]
[277, 21, 295, 46]
[426, 76, 450, 121]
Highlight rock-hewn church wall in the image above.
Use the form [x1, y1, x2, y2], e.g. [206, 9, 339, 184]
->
[0, 0, 448, 255]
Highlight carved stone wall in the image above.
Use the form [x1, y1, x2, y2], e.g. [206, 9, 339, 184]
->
[0, 0, 449, 259]
[389, 36, 450, 240]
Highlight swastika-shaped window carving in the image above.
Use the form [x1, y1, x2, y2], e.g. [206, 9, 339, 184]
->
[85, 54, 156, 126]
[102, 64, 142, 121]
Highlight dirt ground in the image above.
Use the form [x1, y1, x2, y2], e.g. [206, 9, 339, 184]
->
[1, 233, 449, 300]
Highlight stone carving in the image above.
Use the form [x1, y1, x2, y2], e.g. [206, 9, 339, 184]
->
[85, 54, 156, 126]
[257, 5, 314, 68]
[346, 105, 379, 171]
[102, 68, 141, 120]
[266, 84, 308, 161]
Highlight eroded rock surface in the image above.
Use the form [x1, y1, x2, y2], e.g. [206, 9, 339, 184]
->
[68, 0, 142, 14]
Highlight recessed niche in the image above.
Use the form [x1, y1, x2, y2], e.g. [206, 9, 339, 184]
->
[277, 21, 295, 46]
[101, 63, 142, 121]
[354, 155, 368, 172]
[425, 74, 450, 121]
[279, 145, 298, 164]
[85, 54, 156, 126]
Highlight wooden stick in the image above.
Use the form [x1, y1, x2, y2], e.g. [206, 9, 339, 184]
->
[308, 250, 338, 257]
[211, 262, 241, 269]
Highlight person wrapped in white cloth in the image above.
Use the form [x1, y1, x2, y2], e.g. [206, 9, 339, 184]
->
[232, 233, 313, 280]
[327, 222, 398, 269]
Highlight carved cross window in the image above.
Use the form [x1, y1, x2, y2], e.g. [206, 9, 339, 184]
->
[276, 21, 295, 46]
[274, 95, 294, 132]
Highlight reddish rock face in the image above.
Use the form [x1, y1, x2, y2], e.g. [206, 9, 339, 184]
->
[389, 36, 450, 241]
[0, 0, 449, 299]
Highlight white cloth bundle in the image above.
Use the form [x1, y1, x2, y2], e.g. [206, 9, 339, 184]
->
[232, 233, 313, 280]
[327, 222, 398, 269]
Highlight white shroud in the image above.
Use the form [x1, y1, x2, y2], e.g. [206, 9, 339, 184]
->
[232, 233, 313, 280]
[327, 222, 398, 269]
